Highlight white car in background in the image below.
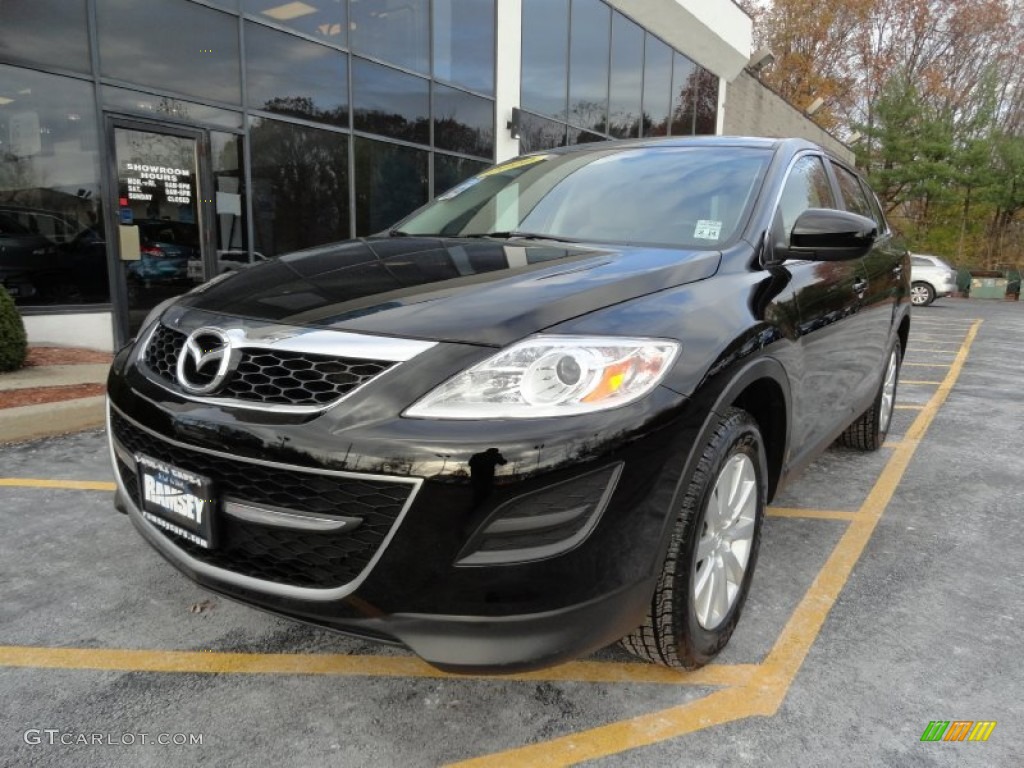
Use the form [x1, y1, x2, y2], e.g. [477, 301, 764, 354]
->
[910, 253, 957, 306]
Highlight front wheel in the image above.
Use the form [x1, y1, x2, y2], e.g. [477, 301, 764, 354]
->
[910, 282, 935, 306]
[621, 408, 766, 668]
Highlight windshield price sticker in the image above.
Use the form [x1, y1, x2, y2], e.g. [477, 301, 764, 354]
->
[694, 220, 723, 240]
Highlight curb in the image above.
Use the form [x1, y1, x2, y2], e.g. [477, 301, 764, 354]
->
[0, 396, 106, 444]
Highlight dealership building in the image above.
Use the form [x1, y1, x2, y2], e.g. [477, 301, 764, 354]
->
[0, 0, 846, 350]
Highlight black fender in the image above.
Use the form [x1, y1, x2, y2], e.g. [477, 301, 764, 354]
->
[642, 353, 792, 584]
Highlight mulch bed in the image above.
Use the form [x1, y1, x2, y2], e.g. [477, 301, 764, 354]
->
[25, 347, 114, 367]
[0, 383, 107, 410]
[0, 347, 112, 409]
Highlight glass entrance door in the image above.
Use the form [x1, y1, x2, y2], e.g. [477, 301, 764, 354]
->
[112, 125, 206, 336]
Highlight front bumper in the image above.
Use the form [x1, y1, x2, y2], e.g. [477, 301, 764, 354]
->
[117, 474, 655, 671]
[107, 348, 700, 671]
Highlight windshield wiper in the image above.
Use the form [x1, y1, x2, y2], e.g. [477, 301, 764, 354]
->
[460, 231, 580, 243]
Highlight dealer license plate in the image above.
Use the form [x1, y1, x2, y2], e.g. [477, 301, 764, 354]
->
[136, 454, 216, 548]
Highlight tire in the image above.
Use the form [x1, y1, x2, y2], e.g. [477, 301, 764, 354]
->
[838, 339, 902, 451]
[910, 282, 935, 306]
[621, 408, 767, 669]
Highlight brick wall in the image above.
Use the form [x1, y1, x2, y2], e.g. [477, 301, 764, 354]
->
[722, 70, 855, 164]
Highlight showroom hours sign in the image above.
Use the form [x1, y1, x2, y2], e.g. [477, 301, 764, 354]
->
[122, 163, 193, 205]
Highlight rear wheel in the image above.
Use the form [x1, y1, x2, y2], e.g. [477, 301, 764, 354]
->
[910, 282, 935, 306]
[621, 408, 766, 668]
[838, 339, 901, 451]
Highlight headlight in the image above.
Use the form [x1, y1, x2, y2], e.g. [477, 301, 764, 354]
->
[404, 335, 679, 419]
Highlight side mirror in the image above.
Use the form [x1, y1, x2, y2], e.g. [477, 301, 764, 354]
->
[789, 209, 877, 261]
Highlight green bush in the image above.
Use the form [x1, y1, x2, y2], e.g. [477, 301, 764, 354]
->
[0, 288, 27, 372]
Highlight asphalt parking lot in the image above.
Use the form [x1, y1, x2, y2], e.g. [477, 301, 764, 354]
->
[2, 299, 1021, 767]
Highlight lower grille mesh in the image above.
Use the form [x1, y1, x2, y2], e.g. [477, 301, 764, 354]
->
[111, 411, 414, 589]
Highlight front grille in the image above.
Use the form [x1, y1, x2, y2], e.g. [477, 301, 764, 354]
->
[142, 323, 396, 407]
[111, 410, 414, 589]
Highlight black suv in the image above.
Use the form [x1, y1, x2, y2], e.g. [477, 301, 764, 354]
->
[106, 137, 910, 672]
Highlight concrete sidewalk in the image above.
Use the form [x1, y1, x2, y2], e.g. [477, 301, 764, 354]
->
[0, 351, 109, 444]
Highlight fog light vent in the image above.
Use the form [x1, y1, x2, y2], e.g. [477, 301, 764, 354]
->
[457, 462, 623, 566]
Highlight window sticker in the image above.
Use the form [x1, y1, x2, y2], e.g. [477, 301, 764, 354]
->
[694, 220, 722, 240]
[436, 176, 482, 202]
[478, 154, 549, 178]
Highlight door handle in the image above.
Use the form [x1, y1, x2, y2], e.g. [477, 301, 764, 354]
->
[892, 265, 902, 278]
[853, 278, 868, 296]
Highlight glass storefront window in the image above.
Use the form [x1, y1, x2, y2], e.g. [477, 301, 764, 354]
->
[433, 0, 495, 96]
[114, 127, 203, 327]
[350, 0, 429, 75]
[249, 117, 350, 258]
[243, 0, 347, 46]
[0, 0, 91, 74]
[245, 22, 349, 127]
[521, 0, 569, 121]
[434, 154, 489, 197]
[642, 35, 672, 137]
[354, 138, 428, 235]
[568, 0, 610, 134]
[608, 11, 643, 139]
[567, 126, 606, 146]
[96, 0, 242, 105]
[102, 87, 244, 130]
[0, 66, 107, 305]
[671, 52, 697, 136]
[516, 111, 567, 154]
[352, 59, 429, 145]
[695, 68, 720, 135]
[433, 84, 494, 160]
[211, 132, 247, 257]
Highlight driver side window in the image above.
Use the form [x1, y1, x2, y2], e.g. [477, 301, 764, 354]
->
[777, 155, 836, 239]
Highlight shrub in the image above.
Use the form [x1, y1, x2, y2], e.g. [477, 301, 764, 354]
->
[0, 287, 27, 372]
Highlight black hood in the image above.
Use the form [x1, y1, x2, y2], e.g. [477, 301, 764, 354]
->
[179, 236, 721, 346]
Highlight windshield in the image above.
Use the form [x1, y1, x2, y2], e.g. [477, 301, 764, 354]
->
[396, 146, 771, 249]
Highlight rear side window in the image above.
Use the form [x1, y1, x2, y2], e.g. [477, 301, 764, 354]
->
[831, 163, 874, 220]
[860, 180, 888, 233]
[777, 155, 835, 237]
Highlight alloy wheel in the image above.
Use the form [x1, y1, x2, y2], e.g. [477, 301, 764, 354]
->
[910, 285, 930, 305]
[692, 453, 757, 630]
[879, 347, 899, 433]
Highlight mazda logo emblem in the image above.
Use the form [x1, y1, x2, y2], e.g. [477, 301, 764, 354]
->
[176, 328, 234, 395]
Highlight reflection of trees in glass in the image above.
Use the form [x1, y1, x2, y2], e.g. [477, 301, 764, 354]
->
[671, 68, 699, 136]
[121, 130, 194, 170]
[434, 114, 491, 158]
[249, 116, 349, 258]
[354, 109, 430, 146]
[155, 97, 191, 122]
[568, 100, 608, 135]
[517, 113, 567, 154]
[261, 96, 347, 128]
[354, 139, 427, 235]
[695, 70, 720, 135]
[608, 110, 641, 139]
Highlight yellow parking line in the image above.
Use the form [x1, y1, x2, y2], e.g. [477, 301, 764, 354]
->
[0, 478, 116, 491]
[451, 319, 982, 767]
[767, 508, 858, 521]
[894, 404, 924, 410]
[0, 321, 985, 767]
[0, 645, 755, 687]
